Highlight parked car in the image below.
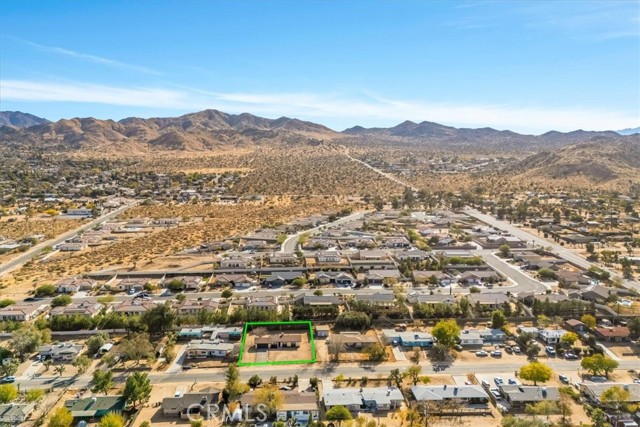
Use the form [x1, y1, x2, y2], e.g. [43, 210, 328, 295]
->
[512, 346, 521, 354]
[1, 376, 15, 383]
[490, 389, 502, 400]
[559, 374, 570, 384]
[508, 378, 517, 385]
[494, 377, 504, 386]
[491, 350, 502, 357]
[564, 352, 578, 360]
[545, 346, 556, 356]
[475, 350, 488, 357]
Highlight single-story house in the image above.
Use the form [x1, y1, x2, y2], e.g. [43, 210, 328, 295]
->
[498, 385, 560, 410]
[254, 333, 302, 349]
[459, 270, 501, 285]
[354, 291, 395, 307]
[247, 296, 280, 311]
[412, 271, 456, 286]
[178, 328, 205, 340]
[210, 326, 243, 341]
[594, 327, 631, 342]
[395, 249, 430, 261]
[411, 385, 489, 406]
[580, 383, 640, 405]
[64, 395, 125, 420]
[264, 272, 305, 287]
[162, 276, 205, 291]
[115, 277, 149, 292]
[175, 299, 219, 316]
[39, 343, 83, 362]
[51, 301, 106, 318]
[56, 277, 98, 293]
[162, 387, 221, 420]
[314, 272, 355, 287]
[365, 269, 403, 286]
[186, 340, 235, 358]
[579, 284, 615, 303]
[382, 330, 434, 348]
[458, 331, 484, 347]
[333, 332, 378, 349]
[468, 293, 510, 310]
[479, 328, 507, 342]
[323, 387, 403, 412]
[242, 391, 319, 423]
[216, 274, 258, 289]
[112, 299, 157, 316]
[294, 294, 341, 306]
[0, 403, 35, 423]
[407, 293, 456, 305]
[565, 319, 588, 333]
[0, 303, 48, 322]
[539, 329, 567, 344]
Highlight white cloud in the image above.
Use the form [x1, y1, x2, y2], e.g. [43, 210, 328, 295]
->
[13, 38, 161, 75]
[1, 79, 637, 134]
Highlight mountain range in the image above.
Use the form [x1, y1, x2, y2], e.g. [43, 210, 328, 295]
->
[1, 109, 637, 154]
[0, 111, 50, 128]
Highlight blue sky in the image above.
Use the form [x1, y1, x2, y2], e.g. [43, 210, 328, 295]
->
[1, 0, 639, 133]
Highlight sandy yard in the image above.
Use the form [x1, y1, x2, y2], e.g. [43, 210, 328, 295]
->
[241, 329, 313, 364]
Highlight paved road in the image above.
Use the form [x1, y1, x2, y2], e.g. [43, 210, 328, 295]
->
[17, 358, 640, 390]
[464, 208, 640, 293]
[281, 211, 368, 252]
[0, 202, 138, 278]
[343, 151, 417, 191]
[476, 250, 549, 294]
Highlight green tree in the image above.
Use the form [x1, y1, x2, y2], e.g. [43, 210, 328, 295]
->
[0, 384, 18, 403]
[10, 325, 49, 360]
[254, 386, 284, 417]
[92, 370, 114, 394]
[72, 355, 92, 374]
[581, 354, 619, 378]
[580, 314, 597, 329]
[142, 303, 176, 334]
[119, 333, 154, 365]
[589, 408, 610, 427]
[35, 284, 56, 297]
[498, 244, 511, 258]
[491, 310, 507, 329]
[601, 385, 631, 412]
[0, 359, 19, 377]
[99, 412, 125, 427]
[519, 361, 552, 385]
[560, 332, 579, 347]
[628, 317, 640, 339]
[224, 363, 245, 401]
[537, 268, 556, 279]
[388, 368, 403, 387]
[123, 372, 152, 407]
[248, 374, 263, 388]
[325, 406, 353, 424]
[86, 333, 109, 355]
[48, 407, 73, 427]
[405, 365, 423, 385]
[51, 295, 72, 307]
[25, 388, 46, 402]
[221, 289, 233, 298]
[432, 319, 460, 349]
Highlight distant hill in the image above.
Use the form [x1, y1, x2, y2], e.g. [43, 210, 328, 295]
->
[0, 111, 50, 128]
[0, 109, 337, 152]
[342, 120, 622, 151]
[507, 136, 640, 188]
[1, 108, 635, 155]
[618, 127, 640, 135]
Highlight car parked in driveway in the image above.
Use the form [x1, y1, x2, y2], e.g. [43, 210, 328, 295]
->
[564, 352, 578, 360]
[545, 346, 556, 356]
[1, 376, 15, 383]
[494, 377, 504, 386]
[476, 350, 488, 357]
[559, 374, 570, 384]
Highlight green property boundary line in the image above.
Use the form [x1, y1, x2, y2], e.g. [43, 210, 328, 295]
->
[237, 320, 316, 366]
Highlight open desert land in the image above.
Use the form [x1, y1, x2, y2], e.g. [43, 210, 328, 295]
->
[0, 197, 352, 298]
